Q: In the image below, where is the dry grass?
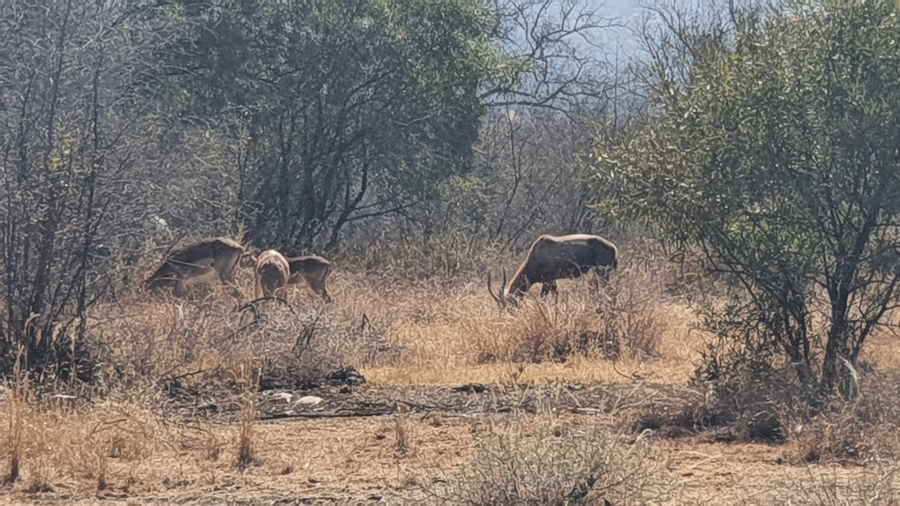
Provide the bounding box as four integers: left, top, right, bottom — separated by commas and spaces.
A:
338, 261, 696, 386
0, 253, 699, 503
430, 414, 669, 505
4, 248, 900, 503
392, 407, 415, 456
774, 463, 900, 504
4, 398, 896, 504
0, 384, 174, 496
84, 257, 701, 392
3, 353, 27, 486
781, 370, 900, 465
234, 348, 259, 470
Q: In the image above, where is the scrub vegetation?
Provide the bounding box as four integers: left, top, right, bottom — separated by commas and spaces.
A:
2, 0, 900, 503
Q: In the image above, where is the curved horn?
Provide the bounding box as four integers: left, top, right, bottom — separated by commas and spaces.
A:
487, 271, 502, 305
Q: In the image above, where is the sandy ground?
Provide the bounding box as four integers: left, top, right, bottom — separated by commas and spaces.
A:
2, 381, 897, 505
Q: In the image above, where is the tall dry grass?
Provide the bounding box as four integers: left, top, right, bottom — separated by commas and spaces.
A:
469, 264, 669, 366
3, 351, 27, 485
780, 370, 900, 465
78, 249, 696, 392
0, 380, 177, 495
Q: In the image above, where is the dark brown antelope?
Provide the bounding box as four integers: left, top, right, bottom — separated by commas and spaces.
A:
487, 234, 618, 306
286, 255, 334, 303
143, 237, 246, 298
254, 249, 291, 298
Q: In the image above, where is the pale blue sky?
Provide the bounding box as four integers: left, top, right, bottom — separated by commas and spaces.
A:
591, 0, 703, 59
602, 0, 648, 19
596, 0, 657, 59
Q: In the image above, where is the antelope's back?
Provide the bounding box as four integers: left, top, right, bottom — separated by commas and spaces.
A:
287, 255, 332, 275
537, 234, 617, 268
165, 237, 231, 261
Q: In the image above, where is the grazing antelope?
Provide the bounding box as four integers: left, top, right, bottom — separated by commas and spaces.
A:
255, 249, 290, 298
286, 255, 334, 303
487, 234, 618, 306
143, 237, 246, 298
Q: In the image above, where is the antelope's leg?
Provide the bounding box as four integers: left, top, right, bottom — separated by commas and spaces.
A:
540, 281, 558, 298
219, 258, 245, 300
174, 280, 188, 298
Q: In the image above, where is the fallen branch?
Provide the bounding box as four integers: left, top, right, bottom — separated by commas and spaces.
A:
237, 296, 296, 315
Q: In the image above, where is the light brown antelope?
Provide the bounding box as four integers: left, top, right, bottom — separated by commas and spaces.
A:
286, 255, 334, 303
143, 237, 245, 298
487, 234, 618, 306
254, 249, 290, 298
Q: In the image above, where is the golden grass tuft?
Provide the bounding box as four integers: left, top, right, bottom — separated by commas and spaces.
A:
236, 384, 258, 470
470, 264, 669, 365
235, 342, 260, 470
329, 259, 698, 386
781, 370, 900, 465
430, 413, 670, 505
392, 407, 414, 456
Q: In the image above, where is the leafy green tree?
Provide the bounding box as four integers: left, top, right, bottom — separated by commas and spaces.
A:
164, 0, 523, 252
596, 0, 900, 401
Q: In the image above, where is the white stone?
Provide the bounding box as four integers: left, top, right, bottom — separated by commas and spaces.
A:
295, 395, 324, 406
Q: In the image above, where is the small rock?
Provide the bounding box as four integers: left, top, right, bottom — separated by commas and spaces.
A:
295, 395, 324, 406
269, 392, 293, 403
